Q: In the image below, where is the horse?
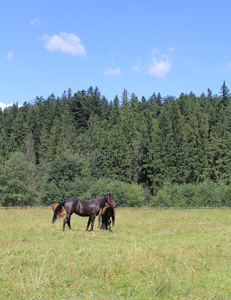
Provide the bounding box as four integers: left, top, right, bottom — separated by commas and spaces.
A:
52, 194, 116, 232
98, 203, 116, 232
52, 203, 65, 218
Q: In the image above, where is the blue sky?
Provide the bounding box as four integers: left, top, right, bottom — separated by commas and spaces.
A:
1, 0, 231, 108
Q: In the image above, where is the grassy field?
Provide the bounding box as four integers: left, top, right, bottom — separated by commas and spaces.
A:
0, 207, 231, 299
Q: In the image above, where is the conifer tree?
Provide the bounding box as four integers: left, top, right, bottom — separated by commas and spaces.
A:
68, 90, 89, 132
184, 94, 208, 183
45, 116, 62, 161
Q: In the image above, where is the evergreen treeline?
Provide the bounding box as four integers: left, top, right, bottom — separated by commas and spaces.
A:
1, 83, 231, 207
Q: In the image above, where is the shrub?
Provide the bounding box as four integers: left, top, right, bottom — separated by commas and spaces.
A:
150, 181, 231, 208
0, 152, 37, 206
150, 189, 172, 207
81, 178, 146, 207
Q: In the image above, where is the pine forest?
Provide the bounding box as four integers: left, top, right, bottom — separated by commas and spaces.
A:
1, 82, 231, 207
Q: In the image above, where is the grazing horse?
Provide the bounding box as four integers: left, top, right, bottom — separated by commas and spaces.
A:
52, 203, 65, 218
52, 194, 115, 232
98, 203, 116, 232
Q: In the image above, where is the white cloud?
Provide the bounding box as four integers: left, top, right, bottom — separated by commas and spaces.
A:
151, 48, 159, 56
132, 49, 173, 78
104, 67, 121, 76
42, 32, 86, 56
0, 102, 22, 110
168, 46, 175, 52
131, 59, 142, 72
148, 55, 172, 78
30, 17, 42, 27
7, 51, 14, 60
132, 65, 141, 72
0, 102, 14, 110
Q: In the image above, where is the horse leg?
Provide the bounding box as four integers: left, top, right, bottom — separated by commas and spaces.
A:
107, 219, 112, 231
103, 218, 106, 230
90, 215, 96, 232
67, 218, 73, 231
112, 215, 115, 232
63, 214, 72, 231
62, 216, 68, 231
97, 213, 101, 230
108, 219, 112, 231
104, 219, 107, 230
86, 216, 91, 231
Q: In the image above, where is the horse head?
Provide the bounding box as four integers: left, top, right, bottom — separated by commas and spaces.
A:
107, 193, 116, 208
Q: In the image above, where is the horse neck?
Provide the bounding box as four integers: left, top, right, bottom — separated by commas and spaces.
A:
98, 195, 107, 208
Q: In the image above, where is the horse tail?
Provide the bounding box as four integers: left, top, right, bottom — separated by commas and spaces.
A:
52, 200, 66, 223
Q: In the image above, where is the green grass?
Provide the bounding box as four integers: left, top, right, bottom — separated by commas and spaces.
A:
0, 207, 231, 299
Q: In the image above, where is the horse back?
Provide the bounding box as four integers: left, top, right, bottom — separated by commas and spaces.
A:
65, 198, 100, 216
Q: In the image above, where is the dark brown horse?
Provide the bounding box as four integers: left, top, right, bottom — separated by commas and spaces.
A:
52, 194, 115, 232
52, 203, 65, 218
98, 203, 116, 232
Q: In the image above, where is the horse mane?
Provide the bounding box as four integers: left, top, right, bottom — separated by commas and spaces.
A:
52, 200, 65, 223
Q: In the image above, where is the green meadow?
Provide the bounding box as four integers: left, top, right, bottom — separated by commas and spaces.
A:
0, 207, 230, 299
